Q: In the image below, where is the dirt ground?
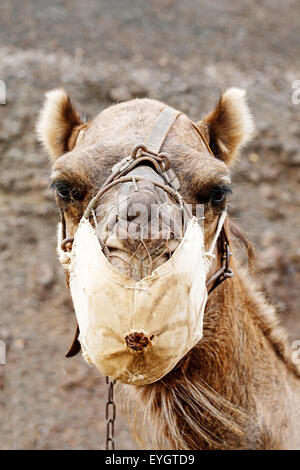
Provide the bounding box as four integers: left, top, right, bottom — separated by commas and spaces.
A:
0, 0, 299, 450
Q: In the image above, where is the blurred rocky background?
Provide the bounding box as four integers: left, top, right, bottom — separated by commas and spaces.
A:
0, 0, 299, 449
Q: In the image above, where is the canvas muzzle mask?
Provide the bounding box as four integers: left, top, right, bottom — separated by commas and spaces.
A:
58, 107, 232, 385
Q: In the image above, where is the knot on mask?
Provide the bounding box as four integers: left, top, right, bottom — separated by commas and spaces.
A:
58, 251, 72, 268
204, 252, 215, 261
57, 223, 73, 269
125, 331, 153, 354
81, 349, 94, 365
78, 335, 94, 365
204, 251, 215, 269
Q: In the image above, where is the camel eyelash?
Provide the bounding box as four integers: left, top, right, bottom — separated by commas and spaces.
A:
197, 184, 232, 205
210, 184, 232, 204
50, 180, 86, 201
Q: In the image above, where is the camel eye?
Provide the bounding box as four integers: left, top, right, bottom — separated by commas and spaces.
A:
210, 184, 232, 206
70, 187, 85, 201
51, 181, 85, 202
56, 182, 71, 199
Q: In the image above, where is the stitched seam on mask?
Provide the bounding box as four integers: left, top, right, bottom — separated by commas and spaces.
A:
143, 269, 173, 283
102, 275, 152, 294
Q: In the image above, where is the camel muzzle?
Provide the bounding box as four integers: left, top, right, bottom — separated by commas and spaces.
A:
97, 163, 184, 281
58, 214, 214, 384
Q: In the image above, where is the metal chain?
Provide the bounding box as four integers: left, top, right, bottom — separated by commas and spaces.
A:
105, 376, 116, 450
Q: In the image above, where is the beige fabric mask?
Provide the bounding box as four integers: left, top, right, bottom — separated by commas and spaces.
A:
58, 214, 221, 385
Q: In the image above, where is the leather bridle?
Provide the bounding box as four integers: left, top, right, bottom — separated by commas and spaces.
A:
60, 106, 234, 358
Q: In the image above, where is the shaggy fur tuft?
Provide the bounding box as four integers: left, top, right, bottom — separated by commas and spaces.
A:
202, 87, 255, 165
122, 371, 248, 450
36, 88, 82, 160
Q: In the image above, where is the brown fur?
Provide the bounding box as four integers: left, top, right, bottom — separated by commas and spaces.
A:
202, 87, 254, 165
124, 260, 300, 449
36, 88, 83, 159
37, 89, 300, 449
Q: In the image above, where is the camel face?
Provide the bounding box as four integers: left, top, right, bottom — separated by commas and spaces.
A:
37, 88, 254, 281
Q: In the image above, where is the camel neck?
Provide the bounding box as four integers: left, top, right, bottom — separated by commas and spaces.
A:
128, 255, 300, 449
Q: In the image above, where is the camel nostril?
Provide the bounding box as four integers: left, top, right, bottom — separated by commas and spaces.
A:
125, 332, 151, 353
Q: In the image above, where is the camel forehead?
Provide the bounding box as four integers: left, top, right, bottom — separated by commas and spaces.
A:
99, 98, 165, 121
83, 98, 170, 145
72, 97, 219, 167
52, 97, 229, 186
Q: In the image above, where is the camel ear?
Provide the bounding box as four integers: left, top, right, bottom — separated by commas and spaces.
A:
200, 88, 254, 165
36, 89, 83, 160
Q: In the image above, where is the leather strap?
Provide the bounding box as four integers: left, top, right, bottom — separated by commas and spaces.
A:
144, 107, 213, 157
145, 107, 181, 153
65, 323, 81, 357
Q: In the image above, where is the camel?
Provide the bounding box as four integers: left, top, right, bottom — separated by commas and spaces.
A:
36, 87, 300, 449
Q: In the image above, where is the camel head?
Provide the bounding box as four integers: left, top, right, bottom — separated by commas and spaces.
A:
36, 88, 254, 383
37, 88, 253, 278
